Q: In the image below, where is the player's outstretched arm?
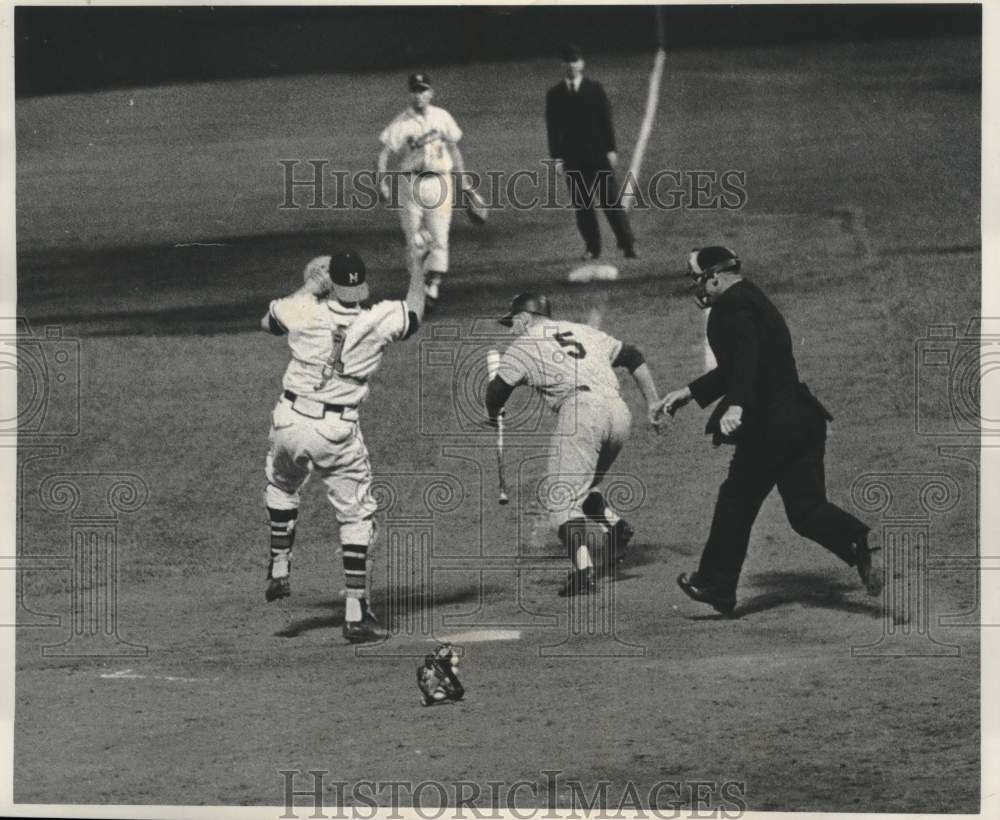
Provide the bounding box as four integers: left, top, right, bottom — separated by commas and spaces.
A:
651, 387, 692, 421
612, 343, 662, 430
631, 363, 663, 430
376, 146, 392, 202
404, 259, 427, 324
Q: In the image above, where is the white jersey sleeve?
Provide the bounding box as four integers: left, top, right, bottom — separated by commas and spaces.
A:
582, 324, 624, 364
497, 341, 532, 387
366, 299, 412, 345
269, 291, 318, 333
439, 109, 462, 143
379, 114, 403, 153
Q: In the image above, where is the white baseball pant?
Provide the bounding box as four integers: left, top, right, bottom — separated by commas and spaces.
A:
264, 398, 377, 547
541, 391, 633, 528
399, 172, 453, 276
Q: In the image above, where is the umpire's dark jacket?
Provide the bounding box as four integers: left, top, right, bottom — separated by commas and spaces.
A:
545, 78, 616, 168
688, 279, 831, 449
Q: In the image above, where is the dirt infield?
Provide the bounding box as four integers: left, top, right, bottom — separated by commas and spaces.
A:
14, 37, 980, 811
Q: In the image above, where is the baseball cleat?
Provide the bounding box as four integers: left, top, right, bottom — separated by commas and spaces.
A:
854, 530, 883, 597
608, 519, 635, 565
558, 567, 597, 597
424, 273, 441, 307
265, 576, 290, 603
676, 572, 736, 615
623, 246, 638, 260
265, 555, 291, 602
581, 249, 601, 261
343, 600, 388, 644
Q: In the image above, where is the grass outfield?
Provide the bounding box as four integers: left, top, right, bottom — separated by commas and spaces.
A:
14, 38, 980, 809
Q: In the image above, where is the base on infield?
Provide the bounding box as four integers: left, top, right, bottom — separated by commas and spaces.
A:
567, 263, 620, 283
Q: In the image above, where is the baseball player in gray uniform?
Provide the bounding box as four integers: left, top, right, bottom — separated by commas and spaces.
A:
377, 72, 465, 310
484, 293, 662, 595
260, 249, 425, 643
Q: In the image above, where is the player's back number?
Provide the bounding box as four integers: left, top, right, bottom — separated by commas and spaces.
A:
554, 331, 586, 360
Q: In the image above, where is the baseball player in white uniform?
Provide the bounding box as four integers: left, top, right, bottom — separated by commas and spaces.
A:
377, 72, 464, 309
485, 293, 663, 595
260, 249, 426, 643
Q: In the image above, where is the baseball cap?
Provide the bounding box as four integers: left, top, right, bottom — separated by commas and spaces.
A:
561, 44, 583, 63
408, 72, 432, 92
328, 249, 369, 303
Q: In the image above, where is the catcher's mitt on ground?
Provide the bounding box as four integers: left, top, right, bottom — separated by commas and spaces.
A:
463, 187, 489, 226
417, 643, 465, 706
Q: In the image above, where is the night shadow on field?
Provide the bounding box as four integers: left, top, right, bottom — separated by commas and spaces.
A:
274, 584, 498, 638
733, 570, 882, 618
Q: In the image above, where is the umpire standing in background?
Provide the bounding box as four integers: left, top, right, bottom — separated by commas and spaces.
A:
653, 246, 880, 615
545, 44, 636, 261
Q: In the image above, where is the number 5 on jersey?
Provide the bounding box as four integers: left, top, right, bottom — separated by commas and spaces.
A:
554, 331, 586, 359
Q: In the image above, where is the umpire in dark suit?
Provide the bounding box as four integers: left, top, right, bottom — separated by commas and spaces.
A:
545, 45, 636, 260
654, 246, 880, 615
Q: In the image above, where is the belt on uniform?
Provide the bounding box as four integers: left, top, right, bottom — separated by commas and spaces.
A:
283, 390, 352, 414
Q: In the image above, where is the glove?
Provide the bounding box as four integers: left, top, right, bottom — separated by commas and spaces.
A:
463, 187, 488, 226
417, 643, 465, 706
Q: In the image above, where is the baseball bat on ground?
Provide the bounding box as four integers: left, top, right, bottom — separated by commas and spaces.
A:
486, 349, 509, 505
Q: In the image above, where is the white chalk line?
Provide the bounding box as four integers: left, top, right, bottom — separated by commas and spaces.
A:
100, 668, 214, 683
622, 48, 666, 213
432, 629, 521, 643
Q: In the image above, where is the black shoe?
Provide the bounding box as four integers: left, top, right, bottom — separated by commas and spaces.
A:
424, 273, 441, 310
676, 572, 736, 615
623, 246, 638, 259
854, 531, 883, 597
558, 567, 597, 597
343, 600, 389, 644
608, 519, 635, 565
265, 576, 290, 602
581, 249, 601, 261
